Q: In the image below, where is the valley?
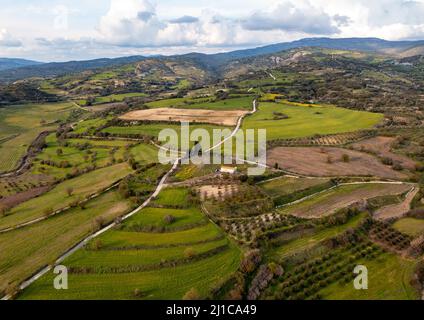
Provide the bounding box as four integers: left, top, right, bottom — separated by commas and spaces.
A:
1, 38, 424, 301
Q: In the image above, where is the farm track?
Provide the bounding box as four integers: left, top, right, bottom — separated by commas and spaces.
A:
374, 187, 420, 221
2, 97, 420, 300
0, 98, 258, 300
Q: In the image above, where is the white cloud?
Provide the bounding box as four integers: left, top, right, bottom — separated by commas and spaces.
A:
242, 1, 344, 34
362, 0, 424, 26
0, 28, 22, 47
3, 0, 424, 61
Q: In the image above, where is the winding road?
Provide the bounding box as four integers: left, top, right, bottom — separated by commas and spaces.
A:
0, 98, 258, 300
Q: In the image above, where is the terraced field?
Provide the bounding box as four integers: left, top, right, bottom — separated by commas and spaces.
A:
0, 102, 77, 173
267, 212, 368, 260
0, 163, 133, 230
19, 187, 241, 300
0, 190, 133, 294
278, 183, 412, 219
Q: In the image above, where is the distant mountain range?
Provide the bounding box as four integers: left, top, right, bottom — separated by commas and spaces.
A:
1, 37, 424, 83
0, 58, 43, 71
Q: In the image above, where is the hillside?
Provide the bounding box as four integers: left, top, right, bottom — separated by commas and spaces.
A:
2, 38, 424, 83
0, 58, 42, 71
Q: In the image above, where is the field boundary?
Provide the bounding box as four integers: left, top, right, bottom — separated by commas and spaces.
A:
1, 99, 258, 301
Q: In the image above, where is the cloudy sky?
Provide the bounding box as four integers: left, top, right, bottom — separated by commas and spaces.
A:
1, 0, 424, 61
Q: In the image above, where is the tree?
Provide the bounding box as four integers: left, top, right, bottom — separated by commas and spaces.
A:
0, 204, 9, 217
164, 215, 175, 224
56, 148, 63, 156
66, 187, 74, 197
341, 154, 350, 163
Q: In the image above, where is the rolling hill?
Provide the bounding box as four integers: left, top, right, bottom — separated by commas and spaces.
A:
2, 38, 424, 83
0, 58, 42, 71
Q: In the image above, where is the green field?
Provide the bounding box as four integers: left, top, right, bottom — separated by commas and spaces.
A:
72, 117, 112, 135
0, 163, 132, 230
32, 134, 129, 178
260, 177, 328, 198
0, 102, 77, 173
393, 218, 424, 237
268, 212, 368, 260
172, 164, 220, 182
146, 96, 253, 111
19, 187, 241, 300
103, 123, 231, 151
31, 134, 157, 179
320, 253, 419, 300
0, 190, 133, 294
94, 92, 147, 104
19, 246, 240, 300
122, 207, 207, 232
152, 187, 190, 207
242, 102, 383, 141
277, 183, 407, 218
130, 143, 158, 164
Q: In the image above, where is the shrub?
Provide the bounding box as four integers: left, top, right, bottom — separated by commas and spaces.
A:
381, 157, 393, 166
0, 204, 9, 217
341, 154, 350, 163
92, 239, 103, 250
164, 215, 176, 225
392, 163, 403, 171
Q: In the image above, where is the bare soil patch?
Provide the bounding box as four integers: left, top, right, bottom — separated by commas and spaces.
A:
268, 147, 407, 180
351, 136, 416, 170
0, 186, 51, 210
119, 108, 248, 126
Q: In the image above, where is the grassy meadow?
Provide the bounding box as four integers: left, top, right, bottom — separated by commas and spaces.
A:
242, 101, 383, 141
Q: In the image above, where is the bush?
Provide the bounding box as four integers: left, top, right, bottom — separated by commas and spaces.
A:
164, 215, 176, 225
381, 157, 393, 166
392, 163, 403, 171
341, 154, 350, 163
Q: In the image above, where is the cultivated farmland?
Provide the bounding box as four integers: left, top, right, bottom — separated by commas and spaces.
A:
119, 108, 248, 126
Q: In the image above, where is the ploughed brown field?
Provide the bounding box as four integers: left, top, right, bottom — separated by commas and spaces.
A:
119, 108, 248, 126
267, 147, 407, 179
351, 136, 417, 170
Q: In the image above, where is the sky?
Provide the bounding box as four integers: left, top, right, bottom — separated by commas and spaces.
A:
1, 0, 424, 62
